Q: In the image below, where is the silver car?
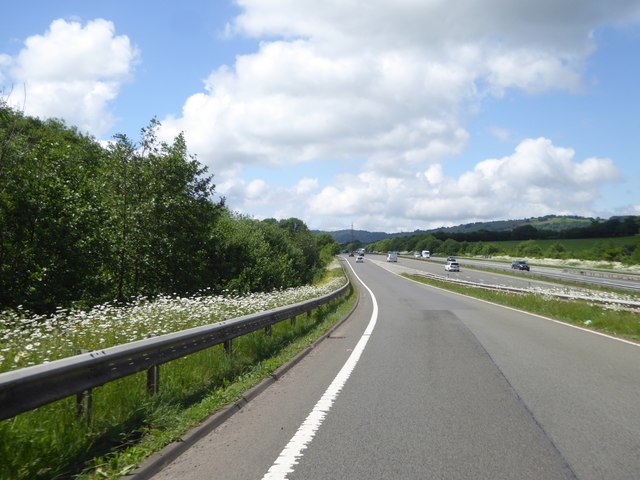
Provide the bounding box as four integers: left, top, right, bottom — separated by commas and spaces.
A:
445, 261, 460, 272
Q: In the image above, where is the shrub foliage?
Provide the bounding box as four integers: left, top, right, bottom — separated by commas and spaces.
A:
0, 103, 337, 313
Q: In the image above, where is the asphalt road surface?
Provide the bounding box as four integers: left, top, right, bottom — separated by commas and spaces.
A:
148, 256, 640, 480
398, 254, 640, 292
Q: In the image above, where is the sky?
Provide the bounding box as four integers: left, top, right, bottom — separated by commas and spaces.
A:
1, 1, 639, 233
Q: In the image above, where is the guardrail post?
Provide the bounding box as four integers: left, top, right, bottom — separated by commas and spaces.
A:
264, 325, 272, 336
146, 334, 160, 396
76, 349, 92, 422
290, 315, 297, 327
224, 339, 232, 355
147, 364, 160, 396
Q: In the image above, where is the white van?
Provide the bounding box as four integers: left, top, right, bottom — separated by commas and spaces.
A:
387, 251, 398, 262
421, 250, 430, 259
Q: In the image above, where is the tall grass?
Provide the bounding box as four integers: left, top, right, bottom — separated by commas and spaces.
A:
0, 266, 355, 480
0, 274, 346, 373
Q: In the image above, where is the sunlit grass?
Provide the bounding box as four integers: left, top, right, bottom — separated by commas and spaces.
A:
0, 262, 355, 480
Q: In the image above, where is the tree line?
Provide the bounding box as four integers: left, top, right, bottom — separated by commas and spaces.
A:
437, 217, 640, 242
0, 103, 339, 314
362, 218, 640, 264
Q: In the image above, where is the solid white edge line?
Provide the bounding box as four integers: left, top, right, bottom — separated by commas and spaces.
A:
261, 260, 379, 480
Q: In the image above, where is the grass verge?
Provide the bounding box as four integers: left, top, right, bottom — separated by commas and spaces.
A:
0, 269, 357, 480
403, 273, 640, 342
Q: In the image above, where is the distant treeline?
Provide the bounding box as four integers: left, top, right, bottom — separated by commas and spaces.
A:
362, 217, 640, 264
0, 103, 339, 314
431, 217, 640, 243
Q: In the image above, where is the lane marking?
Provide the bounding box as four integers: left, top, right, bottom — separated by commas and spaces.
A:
372, 257, 640, 348
262, 261, 378, 479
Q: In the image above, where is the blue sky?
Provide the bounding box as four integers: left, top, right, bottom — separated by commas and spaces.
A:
2, 1, 639, 232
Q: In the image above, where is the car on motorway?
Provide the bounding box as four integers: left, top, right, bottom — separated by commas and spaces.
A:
387, 251, 398, 262
446, 256, 456, 262
414, 251, 422, 258
511, 260, 530, 271
356, 254, 364, 263
445, 261, 460, 272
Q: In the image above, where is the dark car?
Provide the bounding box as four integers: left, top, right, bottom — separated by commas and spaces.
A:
511, 260, 530, 271
446, 256, 456, 262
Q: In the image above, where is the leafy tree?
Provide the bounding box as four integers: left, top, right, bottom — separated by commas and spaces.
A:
589, 240, 623, 262
370, 238, 392, 252
616, 216, 640, 236
511, 225, 539, 240
134, 122, 222, 296
210, 213, 277, 293
0, 104, 355, 312
441, 238, 460, 256
482, 243, 501, 256
516, 240, 544, 258
101, 121, 223, 301
0, 106, 108, 311
414, 235, 440, 254
313, 232, 340, 264
275, 217, 320, 283
207, 213, 322, 294
545, 242, 569, 259
468, 242, 500, 257
628, 235, 640, 264
102, 133, 140, 301
342, 239, 365, 253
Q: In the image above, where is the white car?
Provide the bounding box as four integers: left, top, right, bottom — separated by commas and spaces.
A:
356, 255, 364, 263
445, 261, 460, 272
386, 251, 398, 262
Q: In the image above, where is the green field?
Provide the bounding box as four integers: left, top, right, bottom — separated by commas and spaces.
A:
492, 236, 633, 251
482, 236, 638, 262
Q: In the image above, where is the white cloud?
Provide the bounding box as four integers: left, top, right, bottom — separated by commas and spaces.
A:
301, 137, 620, 231
161, 1, 637, 168
294, 177, 320, 195
219, 175, 322, 221
3, 2, 635, 232
245, 179, 270, 203
1, 18, 139, 135
170, 0, 635, 231
160, 37, 473, 177
485, 48, 584, 95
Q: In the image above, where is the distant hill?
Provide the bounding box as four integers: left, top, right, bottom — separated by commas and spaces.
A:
315, 215, 598, 244
429, 215, 594, 234
313, 229, 396, 244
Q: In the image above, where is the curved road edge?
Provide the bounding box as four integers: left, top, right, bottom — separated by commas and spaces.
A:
125, 262, 361, 480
